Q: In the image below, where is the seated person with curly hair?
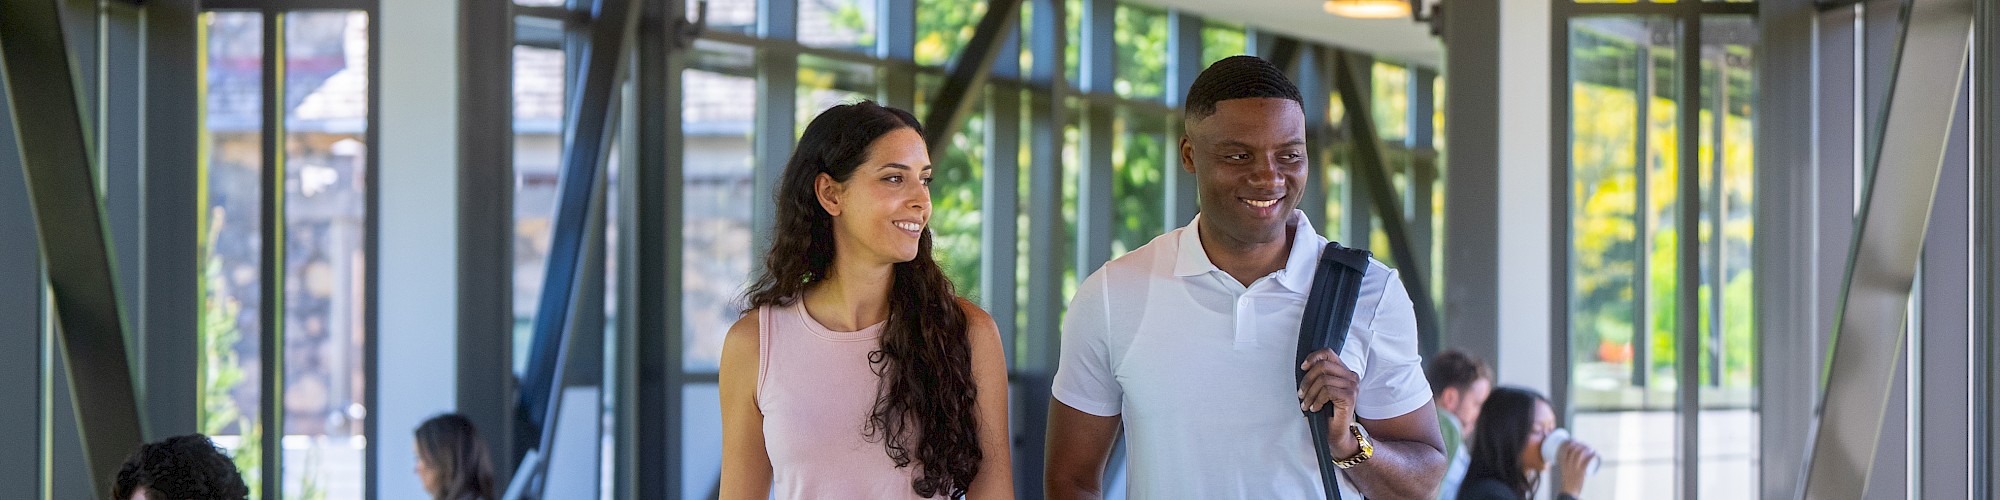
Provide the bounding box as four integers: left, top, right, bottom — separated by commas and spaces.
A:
114, 434, 249, 500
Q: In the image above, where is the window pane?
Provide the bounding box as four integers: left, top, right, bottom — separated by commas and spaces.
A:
1112, 109, 1166, 257
279, 10, 370, 498
199, 11, 266, 494
682, 41, 757, 373
799, 0, 875, 51
1201, 23, 1246, 67
514, 0, 563, 6
1568, 16, 1680, 500
1112, 5, 1167, 100
1698, 15, 1757, 500
513, 44, 565, 374
797, 54, 877, 135
915, 0, 986, 67
928, 97, 986, 297
1372, 62, 1409, 142
706, 0, 757, 33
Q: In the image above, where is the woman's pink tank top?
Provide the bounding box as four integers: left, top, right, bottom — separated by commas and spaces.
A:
757, 302, 930, 499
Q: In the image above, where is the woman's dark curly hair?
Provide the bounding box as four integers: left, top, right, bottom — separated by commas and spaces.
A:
113, 434, 249, 500
741, 100, 981, 498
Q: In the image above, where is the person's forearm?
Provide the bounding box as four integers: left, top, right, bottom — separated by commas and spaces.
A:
1339, 438, 1446, 499
1045, 476, 1105, 500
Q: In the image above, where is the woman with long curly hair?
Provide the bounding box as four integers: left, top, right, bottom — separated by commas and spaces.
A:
719, 100, 1014, 499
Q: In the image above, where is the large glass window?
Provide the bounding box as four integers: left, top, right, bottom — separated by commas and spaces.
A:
279, 10, 371, 497
1112, 5, 1167, 100
199, 11, 266, 492
798, 0, 875, 51
1564, 12, 1756, 500
199, 8, 375, 498
512, 44, 566, 373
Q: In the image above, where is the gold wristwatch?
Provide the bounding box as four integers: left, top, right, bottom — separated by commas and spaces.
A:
1331, 423, 1374, 469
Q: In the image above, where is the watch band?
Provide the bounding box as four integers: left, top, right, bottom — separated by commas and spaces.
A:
1331, 423, 1373, 469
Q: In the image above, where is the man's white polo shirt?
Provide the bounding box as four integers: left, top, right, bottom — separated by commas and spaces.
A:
1052, 211, 1432, 499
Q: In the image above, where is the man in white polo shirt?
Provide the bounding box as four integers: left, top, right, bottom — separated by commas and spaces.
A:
1045, 55, 1446, 499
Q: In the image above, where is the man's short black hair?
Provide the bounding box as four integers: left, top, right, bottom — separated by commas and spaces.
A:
1182, 55, 1304, 123
115, 434, 249, 500
1427, 349, 1492, 397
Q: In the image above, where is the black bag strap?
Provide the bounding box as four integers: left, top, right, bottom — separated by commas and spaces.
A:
1294, 241, 1372, 500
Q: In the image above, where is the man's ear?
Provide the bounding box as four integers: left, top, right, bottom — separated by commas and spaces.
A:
1179, 131, 1196, 174
1438, 386, 1460, 410
814, 172, 843, 216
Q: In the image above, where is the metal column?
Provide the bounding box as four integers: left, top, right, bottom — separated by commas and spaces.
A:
0, 0, 148, 495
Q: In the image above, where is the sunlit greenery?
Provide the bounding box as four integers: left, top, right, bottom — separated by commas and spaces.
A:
914, 0, 985, 67
1568, 23, 1755, 408
1112, 111, 1167, 257
1112, 5, 1167, 99
1201, 24, 1246, 67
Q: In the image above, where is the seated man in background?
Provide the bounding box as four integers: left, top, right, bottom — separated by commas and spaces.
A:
115, 434, 249, 500
1427, 349, 1493, 500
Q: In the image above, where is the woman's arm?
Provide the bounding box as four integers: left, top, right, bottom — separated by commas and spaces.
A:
718, 314, 773, 500
960, 300, 1018, 499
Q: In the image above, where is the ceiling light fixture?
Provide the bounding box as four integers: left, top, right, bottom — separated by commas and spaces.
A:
1322, 0, 1411, 19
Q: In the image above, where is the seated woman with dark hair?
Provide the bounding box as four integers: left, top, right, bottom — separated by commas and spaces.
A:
414, 413, 497, 500
115, 434, 249, 500
1458, 387, 1599, 500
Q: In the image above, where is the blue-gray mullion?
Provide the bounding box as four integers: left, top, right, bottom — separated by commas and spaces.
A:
1633, 40, 1653, 390
1297, 49, 1330, 234
1075, 0, 1113, 277
0, 73, 44, 500
1674, 13, 1701, 497
985, 83, 1022, 365
1977, 1, 2000, 495
1803, 0, 1974, 496
1163, 11, 1200, 228
1018, 0, 1068, 493
627, 1, 685, 497
258, 11, 287, 500
0, 0, 148, 495
1752, 1, 1833, 496
458, 0, 518, 480
1438, 0, 1501, 369
142, 0, 203, 446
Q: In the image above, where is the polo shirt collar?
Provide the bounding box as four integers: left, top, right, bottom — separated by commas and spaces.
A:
1173, 210, 1328, 295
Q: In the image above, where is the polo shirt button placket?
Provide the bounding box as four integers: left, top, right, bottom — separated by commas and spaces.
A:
1234, 294, 1255, 346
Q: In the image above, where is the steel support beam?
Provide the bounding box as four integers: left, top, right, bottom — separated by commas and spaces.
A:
0, 0, 147, 495
1438, 0, 1499, 365
256, 13, 287, 500
1755, 2, 1823, 496
0, 71, 44, 500
1328, 50, 1442, 357
512, 0, 640, 496
141, 0, 202, 446
459, 0, 519, 481
625, 0, 686, 497
921, 0, 1024, 155
1673, 15, 1702, 499
1801, 0, 1973, 497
